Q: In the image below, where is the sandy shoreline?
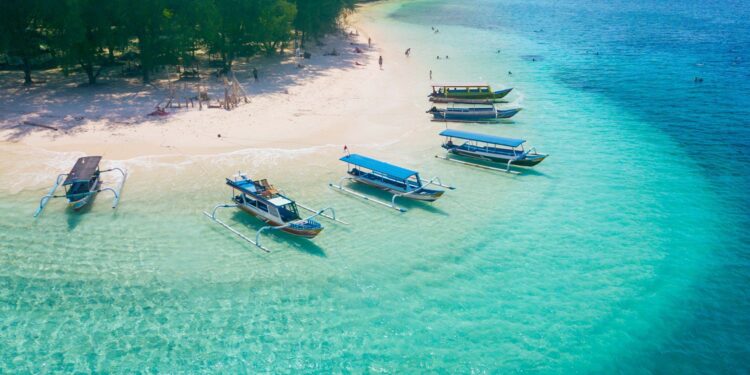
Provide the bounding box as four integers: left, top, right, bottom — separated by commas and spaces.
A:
0, 3, 428, 161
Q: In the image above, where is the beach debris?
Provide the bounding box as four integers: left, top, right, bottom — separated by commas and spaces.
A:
148, 106, 169, 116
20, 121, 58, 131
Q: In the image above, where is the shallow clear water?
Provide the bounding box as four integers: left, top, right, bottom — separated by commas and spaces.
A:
1, 0, 749, 372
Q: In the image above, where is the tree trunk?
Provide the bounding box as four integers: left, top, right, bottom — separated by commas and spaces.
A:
83, 62, 96, 85
138, 37, 151, 83
22, 58, 32, 85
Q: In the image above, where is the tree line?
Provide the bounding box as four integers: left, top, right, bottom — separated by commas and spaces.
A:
0, 0, 355, 85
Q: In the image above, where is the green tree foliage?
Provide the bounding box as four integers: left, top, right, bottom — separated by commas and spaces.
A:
57, 0, 126, 85
0, 0, 352, 85
294, 0, 354, 44
256, 0, 296, 56
0, 0, 56, 85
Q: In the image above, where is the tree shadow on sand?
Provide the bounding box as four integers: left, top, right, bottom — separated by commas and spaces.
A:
0, 34, 367, 142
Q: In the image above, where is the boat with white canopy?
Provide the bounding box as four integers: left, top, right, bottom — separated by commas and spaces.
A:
204, 173, 346, 252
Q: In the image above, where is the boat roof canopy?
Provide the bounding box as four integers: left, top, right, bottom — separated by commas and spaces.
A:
432, 83, 490, 88
63, 156, 102, 185
226, 178, 257, 195
267, 196, 293, 207
340, 154, 418, 180
440, 129, 525, 148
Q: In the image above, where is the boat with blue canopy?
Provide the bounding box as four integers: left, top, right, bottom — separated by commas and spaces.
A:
329, 153, 454, 212
436, 129, 548, 173
427, 105, 521, 122
34, 156, 127, 217
204, 172, 346, 252
429, 83, 512, 103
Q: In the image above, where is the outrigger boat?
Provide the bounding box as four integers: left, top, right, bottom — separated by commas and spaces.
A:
329, 153, 454, 212
429, 83, 512, 103
436, 129, 547, 173
427, 105, 522, 122
204, 173, 346, 252
34, 156, 127, 217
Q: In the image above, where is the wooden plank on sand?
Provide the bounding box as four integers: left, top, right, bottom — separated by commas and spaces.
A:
22, 121, 58, 131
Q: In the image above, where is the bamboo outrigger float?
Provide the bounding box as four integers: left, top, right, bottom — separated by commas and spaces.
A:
436, 129, 548, 173
34, 156, 127, 217
429, 83, 513, 103
329, 153, 454, 212
204, 172, 346, 252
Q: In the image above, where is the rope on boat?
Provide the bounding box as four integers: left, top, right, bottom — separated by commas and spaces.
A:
329, 176, 407, 212
434, 155, 520, 174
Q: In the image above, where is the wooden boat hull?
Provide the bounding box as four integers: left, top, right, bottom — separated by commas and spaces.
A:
67, 179, 100, 210
430, 107, 521, 121
237, 203, 323, 239
446, 147, 547, 167
350, 174, 444, 202
430, 88, 513, 100
429, 97, 507, 104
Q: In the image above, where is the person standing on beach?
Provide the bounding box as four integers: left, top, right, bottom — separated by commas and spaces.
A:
368, 37, 372, 48
379, 56, 383, 70
252, 67, 258, 81
429, 70, 432, 80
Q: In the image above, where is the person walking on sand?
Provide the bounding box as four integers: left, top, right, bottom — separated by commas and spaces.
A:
405, 48, 411, 57
368, 37, 372, 47
252, 67, 258, 81
429, 70, 432, 80
379, 56, 383, 70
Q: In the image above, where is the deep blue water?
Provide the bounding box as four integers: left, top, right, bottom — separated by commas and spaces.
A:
394, 0, 750, 371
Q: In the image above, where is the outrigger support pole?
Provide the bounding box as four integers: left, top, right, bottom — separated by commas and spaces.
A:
204, 204, 336, 252
101, 167, 128, 209
434, 155, 520, 174
424, 176, 456, 190
203, 204, 271, 252
329, 176, 407, 213
33, 173, 68, 217
390, 176, 454, 207
297, 204, 349, 225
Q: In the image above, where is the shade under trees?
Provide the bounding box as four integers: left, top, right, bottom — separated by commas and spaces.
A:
0, 0, 354, 84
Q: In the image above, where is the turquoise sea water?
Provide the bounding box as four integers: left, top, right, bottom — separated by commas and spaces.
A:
1, 0, 749, 372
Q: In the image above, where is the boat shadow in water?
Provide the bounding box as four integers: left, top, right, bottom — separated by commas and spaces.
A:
228, 211, 327, 257
65, 199, 96, 231
444, 155, 552, 179
344, 181, 450, 216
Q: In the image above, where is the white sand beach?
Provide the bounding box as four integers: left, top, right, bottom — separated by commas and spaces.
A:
0, 5, 428, 161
